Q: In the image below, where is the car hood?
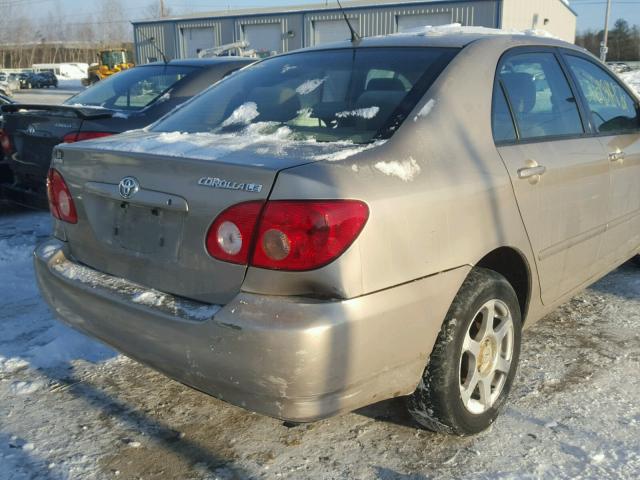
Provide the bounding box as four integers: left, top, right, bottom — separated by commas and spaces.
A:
69, 127, 388, 170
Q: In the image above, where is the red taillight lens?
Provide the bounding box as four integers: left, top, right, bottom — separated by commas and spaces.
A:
46, 168, 78, 224
0, 130, 12, 155
205, 201, 264, 264
251, 200, 369, 271
62, 131, 114, 143
205, 200, 369, 270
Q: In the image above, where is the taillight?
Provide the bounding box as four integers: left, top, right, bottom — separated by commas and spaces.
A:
252, 200, 369, 271
46, 168, 78, 224
62, 131, 114, 143
205, 201, 264, 264
0, 130, 11, 155
205, 199, 369, 271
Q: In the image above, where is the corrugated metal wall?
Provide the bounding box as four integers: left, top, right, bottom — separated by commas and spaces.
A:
133, 1, 502, 63
175, 19, 224, 58
134, 22, 177, 63
500, 0, 576, 42
303, 1, 497, 45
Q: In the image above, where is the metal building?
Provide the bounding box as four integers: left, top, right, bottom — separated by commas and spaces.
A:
132, 0, 577, 64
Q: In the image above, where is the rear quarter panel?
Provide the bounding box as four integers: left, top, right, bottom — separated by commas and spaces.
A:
244, 38, 543, 321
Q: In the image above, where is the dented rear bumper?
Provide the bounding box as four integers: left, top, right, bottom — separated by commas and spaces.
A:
34, 238, 468, 422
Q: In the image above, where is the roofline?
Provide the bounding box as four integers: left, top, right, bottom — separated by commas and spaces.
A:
139, 57, 254, 67
132, 0, 500, 25
558, 0, 578, 17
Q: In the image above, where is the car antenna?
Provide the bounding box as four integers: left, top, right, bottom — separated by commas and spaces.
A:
136, 28, 169, 64
336, 0, 360, 42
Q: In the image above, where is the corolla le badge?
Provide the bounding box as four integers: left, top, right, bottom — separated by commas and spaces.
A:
118, 176, 140, 199
198, 177, 263, 193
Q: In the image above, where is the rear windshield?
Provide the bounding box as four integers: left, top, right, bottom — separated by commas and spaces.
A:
152, 47, 458, 144
65, 65, 198, 111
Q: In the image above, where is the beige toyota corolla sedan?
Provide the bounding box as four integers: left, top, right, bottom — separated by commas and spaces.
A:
34, 31, 640, 435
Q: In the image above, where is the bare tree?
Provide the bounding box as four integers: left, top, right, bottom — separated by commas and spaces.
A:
97, 0, 130, 45
143, 0, 172, 20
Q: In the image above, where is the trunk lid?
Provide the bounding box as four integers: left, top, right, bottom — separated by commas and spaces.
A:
1, 105, 115, 184
55, 129, 365, 304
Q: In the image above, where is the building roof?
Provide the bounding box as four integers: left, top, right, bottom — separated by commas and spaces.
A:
286, 26, 579, 52
132, 0, 499, 25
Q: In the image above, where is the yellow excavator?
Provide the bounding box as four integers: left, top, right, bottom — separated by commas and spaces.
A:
83, 49, 135, 86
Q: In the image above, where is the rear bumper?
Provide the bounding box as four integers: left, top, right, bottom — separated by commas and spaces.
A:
34, 238, 469, 422
1, 183, 48, 209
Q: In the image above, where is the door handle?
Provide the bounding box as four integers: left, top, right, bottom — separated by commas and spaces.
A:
517, 165, 547, 179
609, 150, 625, 162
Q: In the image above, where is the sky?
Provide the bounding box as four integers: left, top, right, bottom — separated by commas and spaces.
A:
27, 0, 640, 33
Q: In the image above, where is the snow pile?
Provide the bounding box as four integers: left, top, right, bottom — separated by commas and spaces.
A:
313, 140, 387, 161
83, 122, 387, 164
10, 381, 46, 396
0, 211, 115, 374
52, 258, 222, 321
374, 156, 421, 181
0, 357, 29, 375
414, 99, 436, 121
393, 23, 559, 40
336, 106, 380, 119
222, 102, 259, 127
620, 69, 640, 98
296, 77, 327, 95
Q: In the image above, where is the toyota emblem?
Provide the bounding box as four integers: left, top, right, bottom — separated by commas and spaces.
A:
118, 177, 139, 199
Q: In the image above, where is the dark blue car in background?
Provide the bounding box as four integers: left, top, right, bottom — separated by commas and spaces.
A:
0, 57, 253, 208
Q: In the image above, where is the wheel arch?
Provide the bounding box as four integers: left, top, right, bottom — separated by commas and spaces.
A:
474, 246, 532, 323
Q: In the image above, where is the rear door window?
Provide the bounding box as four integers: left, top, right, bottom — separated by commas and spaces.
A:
498, 52, 584, 140
564, 55, 639, 134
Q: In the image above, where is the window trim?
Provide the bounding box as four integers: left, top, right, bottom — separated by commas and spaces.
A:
493, 79, 519, 142
492, 46, 592, 147
558, 48, 640, 137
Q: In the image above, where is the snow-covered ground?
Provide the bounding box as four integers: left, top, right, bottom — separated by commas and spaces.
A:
620, 70, 640, 99
0, 206, 638, 479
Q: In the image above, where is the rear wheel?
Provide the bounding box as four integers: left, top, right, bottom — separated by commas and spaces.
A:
407, 268, 522, 435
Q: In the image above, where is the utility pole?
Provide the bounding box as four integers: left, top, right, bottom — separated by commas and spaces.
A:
160, 0, 166, 18
600, 0, 612, 62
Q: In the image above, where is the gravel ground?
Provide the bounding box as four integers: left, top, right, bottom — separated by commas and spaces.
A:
0, 207, 639, 480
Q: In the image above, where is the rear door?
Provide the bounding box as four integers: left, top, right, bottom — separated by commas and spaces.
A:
562, 52, 640, 264
494, 48, 610, 304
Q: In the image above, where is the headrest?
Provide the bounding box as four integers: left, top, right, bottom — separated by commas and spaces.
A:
500, 72, 536, 114
247, 87, 300, 123
366, 78, 406, 92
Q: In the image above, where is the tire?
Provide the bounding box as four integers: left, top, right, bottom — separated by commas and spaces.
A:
407, 268, 522, 436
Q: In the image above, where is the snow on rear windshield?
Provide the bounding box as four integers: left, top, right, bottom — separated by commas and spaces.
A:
152, 47, 459, 144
